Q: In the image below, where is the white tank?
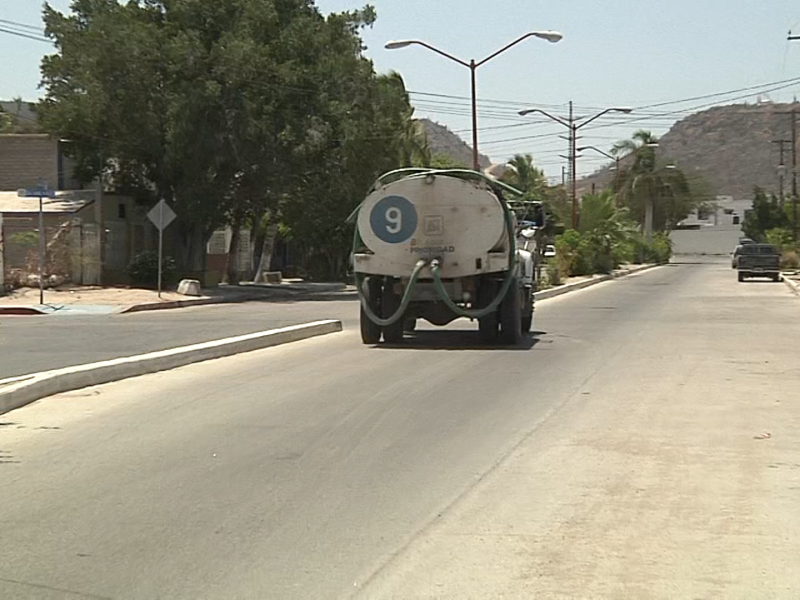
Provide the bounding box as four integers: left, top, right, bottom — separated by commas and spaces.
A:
355, 174, 508, 279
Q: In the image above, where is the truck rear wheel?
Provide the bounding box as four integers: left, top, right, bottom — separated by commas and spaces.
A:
360, 276, 382, 344
382, 279, 405, 344
737, 273, 745, 282
500, 279, 522, 345
521, 288, 533, 334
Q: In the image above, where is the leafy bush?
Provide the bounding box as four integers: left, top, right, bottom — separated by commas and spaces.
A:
765, 227, 794, 252
780, 251, 800, 271
554, 228, 623, 277
630, 232, 672, 265
650, 232, 673, 264
545, 258, 562, 287
10, 231, 39, 247
126, 250, 176, 288
555, 230, 592, 277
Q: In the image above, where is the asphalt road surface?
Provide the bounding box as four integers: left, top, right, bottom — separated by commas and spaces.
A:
3, 259, 800, 599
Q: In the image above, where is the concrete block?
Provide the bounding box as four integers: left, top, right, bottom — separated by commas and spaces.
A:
262, 271, 282, 284
177, 278, 202, 296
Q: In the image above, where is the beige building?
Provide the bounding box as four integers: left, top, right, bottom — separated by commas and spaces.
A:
0, 134, 81, 192
0, 132, 155, 287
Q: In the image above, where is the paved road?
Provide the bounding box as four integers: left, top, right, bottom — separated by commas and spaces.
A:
3, 260, 800, 599
670, 222, 743, 256
0, 299, 357, 379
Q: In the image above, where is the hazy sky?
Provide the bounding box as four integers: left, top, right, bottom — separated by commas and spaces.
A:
2, 0, 799, 178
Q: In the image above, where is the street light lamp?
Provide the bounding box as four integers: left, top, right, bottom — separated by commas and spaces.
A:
385, 30, 563, 170
518, 104, 632, 227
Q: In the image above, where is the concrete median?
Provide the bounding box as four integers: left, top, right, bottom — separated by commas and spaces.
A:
0, 319, 342, 416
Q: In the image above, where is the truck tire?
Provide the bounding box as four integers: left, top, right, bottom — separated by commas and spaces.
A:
382, 279, 405, 344
403, 318, 417, 332
773, 274, 781, 282
737, 273, 745, 282
500, 279, 522, 345
521, 288, 533, 334
477, 277, 499, 344
360, 276, 382, 344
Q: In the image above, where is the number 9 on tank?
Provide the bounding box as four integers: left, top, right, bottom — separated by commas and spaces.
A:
369, 195, 418, 244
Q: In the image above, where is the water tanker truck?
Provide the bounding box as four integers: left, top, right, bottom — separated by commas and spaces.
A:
351, 168, 547, 345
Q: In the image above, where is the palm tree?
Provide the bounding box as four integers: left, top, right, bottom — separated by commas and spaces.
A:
501, 153, 547, 196
399, 119, 432, 167
612, 130, 692, 238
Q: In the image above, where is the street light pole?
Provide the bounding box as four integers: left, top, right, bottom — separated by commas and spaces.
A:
470, 60, 479, 170
386, 31, 563, 171
519, 104, 632, 228
577, 145, 621, 201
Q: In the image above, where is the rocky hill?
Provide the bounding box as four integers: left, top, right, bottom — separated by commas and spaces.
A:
418, 118, 491, 169
579, 101, 800, 201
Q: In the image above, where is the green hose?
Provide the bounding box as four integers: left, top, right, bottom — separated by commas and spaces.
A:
355, 260, 427, 327
351, 168, 521, 327
429, 206, 518, 319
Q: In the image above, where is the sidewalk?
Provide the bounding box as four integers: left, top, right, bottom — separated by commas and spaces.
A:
0, 281, 355, 315
0, 286, 208, 314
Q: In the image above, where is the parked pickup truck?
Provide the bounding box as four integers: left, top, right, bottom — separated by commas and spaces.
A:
736, 243, 781, 282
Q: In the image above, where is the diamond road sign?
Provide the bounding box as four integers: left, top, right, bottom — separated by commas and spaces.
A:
147, 199, 177, 231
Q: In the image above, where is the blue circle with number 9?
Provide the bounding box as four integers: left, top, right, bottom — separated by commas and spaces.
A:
369, 195, 418, 244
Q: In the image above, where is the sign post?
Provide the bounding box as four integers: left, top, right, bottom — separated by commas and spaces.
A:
17, 183, 56, 305
147, 199, 177, 298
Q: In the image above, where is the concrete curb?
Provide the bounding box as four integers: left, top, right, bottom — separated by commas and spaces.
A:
0, 319, 342, 416
0, 306, 47, 315
120, 293, 257, 314
534, 263, 660, 302
121, 289, 358, 313
781, 273, 799, 295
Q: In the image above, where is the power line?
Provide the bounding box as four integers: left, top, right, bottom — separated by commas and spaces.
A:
0, 18, 44, 32
0, 26, 51, 43
412, 75, 800, 123
578, 79, 800, 134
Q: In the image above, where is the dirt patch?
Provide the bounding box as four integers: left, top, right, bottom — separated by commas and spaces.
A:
0, 286, 207, 306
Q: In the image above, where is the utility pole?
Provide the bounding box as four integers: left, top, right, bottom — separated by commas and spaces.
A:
569, 101, 578, 229
793, 108, 798, 241
772, 138, 791, 203
518, 103, 632, 229
790, 34, 800, 238
776, 107, 799, 240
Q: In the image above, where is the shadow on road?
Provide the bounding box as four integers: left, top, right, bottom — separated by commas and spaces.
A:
374, 330, 544, 351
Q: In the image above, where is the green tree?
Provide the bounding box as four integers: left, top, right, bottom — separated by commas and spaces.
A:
39, 0, 406, 283
741, 187, 789, 242
0, 109, 10, 133
429, 152, 468, 169
278, 24, 415, 279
